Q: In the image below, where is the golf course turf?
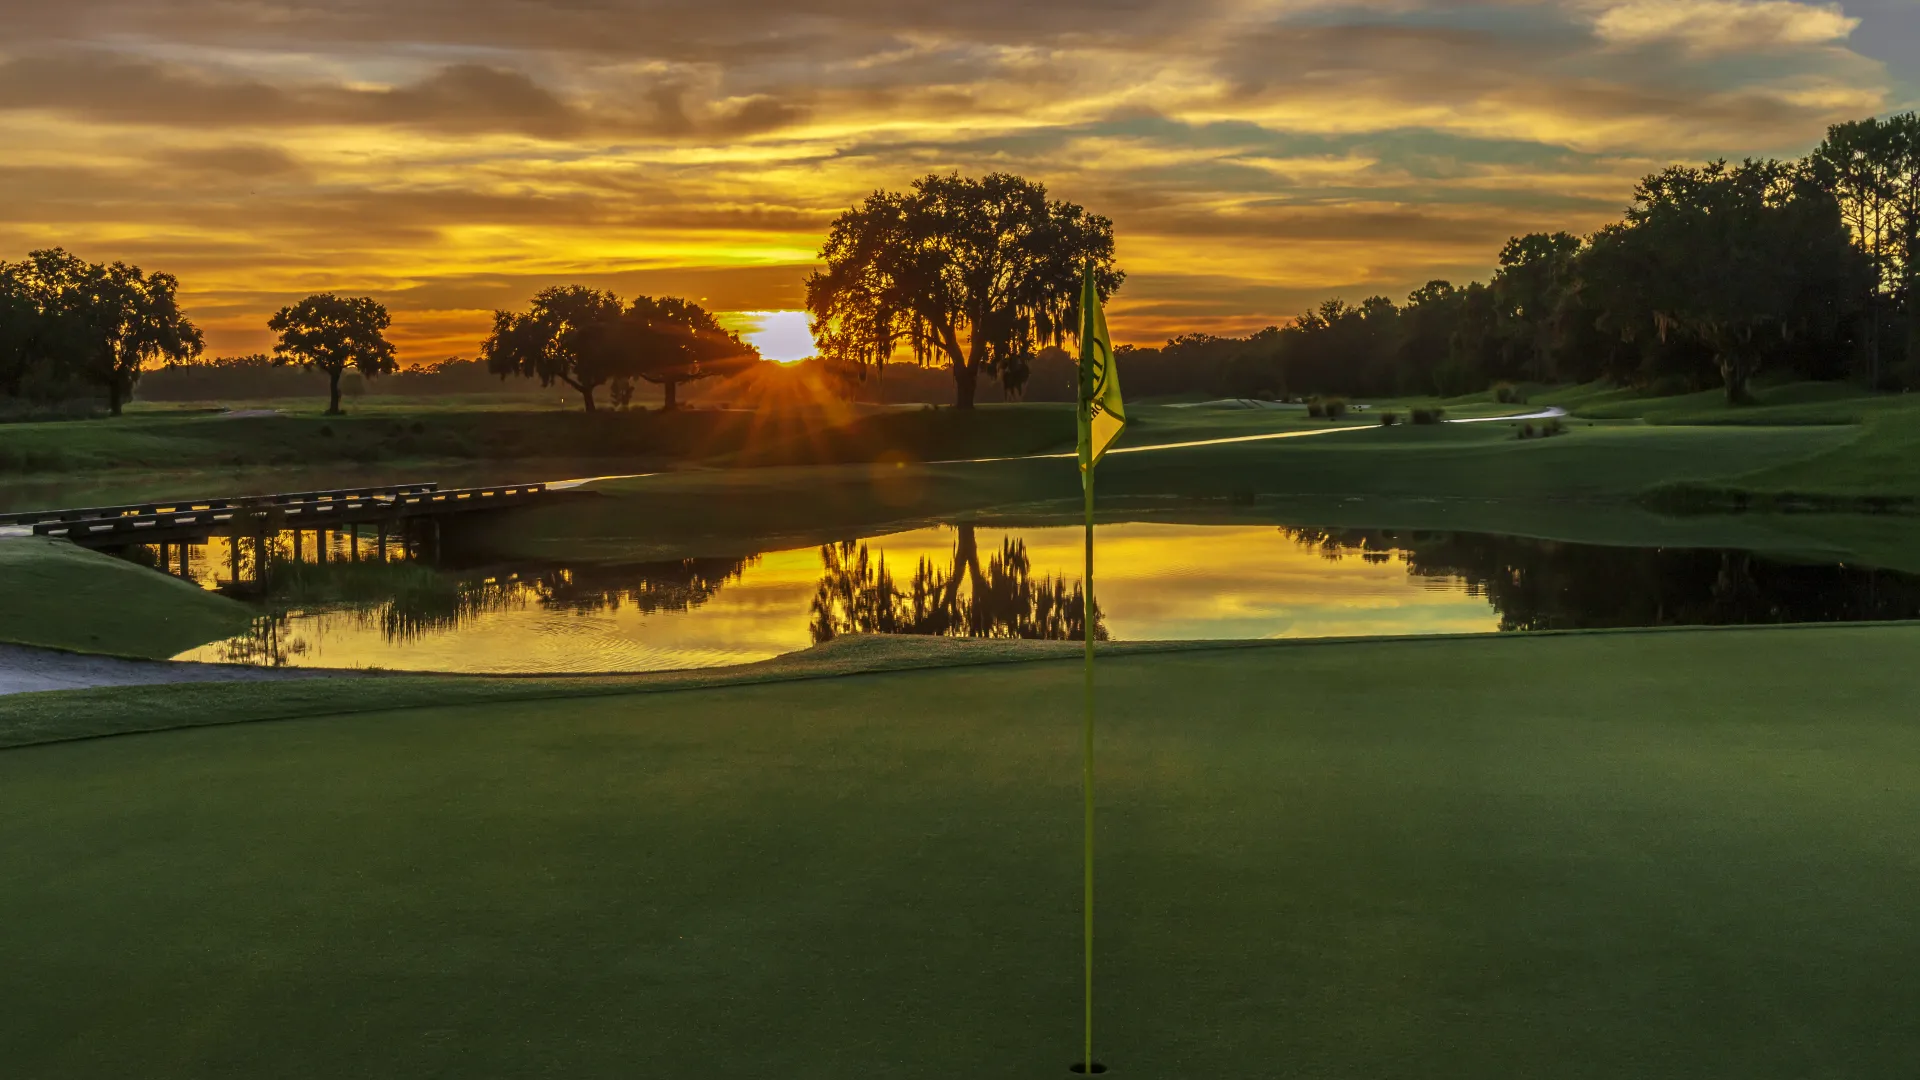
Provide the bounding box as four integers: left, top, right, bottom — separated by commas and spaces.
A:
4, 625, 1919, 1077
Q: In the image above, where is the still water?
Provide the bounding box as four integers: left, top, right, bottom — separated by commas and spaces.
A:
149, 522, 1920, 673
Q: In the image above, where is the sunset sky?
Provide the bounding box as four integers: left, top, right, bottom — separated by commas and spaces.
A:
4, 0, 1917, 363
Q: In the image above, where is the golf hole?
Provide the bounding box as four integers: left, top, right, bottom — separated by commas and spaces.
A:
1069, 1062, 1108, 1074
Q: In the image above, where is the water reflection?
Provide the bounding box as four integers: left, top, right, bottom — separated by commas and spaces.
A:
162, 521, 1920, 674
1286, 527, 1920, 630
809, 524, 1103, 643
201, 557, 758, 666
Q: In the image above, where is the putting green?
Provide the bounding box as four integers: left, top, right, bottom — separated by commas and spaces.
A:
3, 626, 1918, 1077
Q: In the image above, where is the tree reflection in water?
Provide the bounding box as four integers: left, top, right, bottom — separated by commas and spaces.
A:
810, 524, 1105, 643
212, 556, 758, 665
1283, 527, 1920, 630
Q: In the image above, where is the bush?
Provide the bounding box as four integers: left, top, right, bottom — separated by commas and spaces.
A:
1306, 399, 1326, 418
1322, 397, 1349, 420
1492, 381, 1525, 404
1519, 422, 1535, 439
1410, 406, 1446, 425
1542, 416, 1566, 437
1379, 411, 1400, 427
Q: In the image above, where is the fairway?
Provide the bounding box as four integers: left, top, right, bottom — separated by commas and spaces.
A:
3, 626, 1918, 1078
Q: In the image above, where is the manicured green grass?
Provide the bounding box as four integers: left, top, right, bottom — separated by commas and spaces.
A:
0, 537, 251, 659
2, 625, 1918, 1077
1723, 409, 1920, 501
0, 402, 1074, 479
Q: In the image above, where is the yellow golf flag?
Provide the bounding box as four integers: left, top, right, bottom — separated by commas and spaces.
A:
1077, 266, 1124, 477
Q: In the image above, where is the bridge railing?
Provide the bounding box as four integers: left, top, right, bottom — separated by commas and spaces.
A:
0, 483, 442, 528
26, 482, 547, 541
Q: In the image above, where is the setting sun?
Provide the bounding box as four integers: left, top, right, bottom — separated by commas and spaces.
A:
721, 310, 817, 363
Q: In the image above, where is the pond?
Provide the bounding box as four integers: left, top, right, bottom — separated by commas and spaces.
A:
141, 521, 1920, 673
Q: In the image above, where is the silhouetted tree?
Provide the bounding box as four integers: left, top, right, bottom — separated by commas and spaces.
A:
589, 295, 759, 409
0, 263, 38, 398
806, 173, 1122, 408
269, 294, 398, 414
1492, 232, 1582, 383
1810, 117, 1904, 386
1583, 160, 1870, 403
482, 285, 624, 411
1395, 280, 1459, 395
3, 249, 203, 414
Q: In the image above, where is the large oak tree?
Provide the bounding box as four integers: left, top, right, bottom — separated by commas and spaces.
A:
1582, 160, 1870, 404
485, 288, 753, 411
481, 286, 625, 411
591, 296, 758, 410
3, 249, 203, 414
805, 173, 1122, 408
269, 294, 399, 415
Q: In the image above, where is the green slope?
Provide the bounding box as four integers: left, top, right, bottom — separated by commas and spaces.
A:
0, 537, 252, 658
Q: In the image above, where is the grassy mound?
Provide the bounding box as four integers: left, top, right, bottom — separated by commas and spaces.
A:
2, 625, 1918, 1076
0, 537, 252, 659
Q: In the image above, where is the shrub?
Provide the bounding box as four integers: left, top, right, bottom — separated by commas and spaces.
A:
1410, 406, 1446, 425
1322, 397, 1349, 420
1379, 411, 1400, 426
1542, 417, 1566, 437
1492, 381, 1524, 405
1519, 422, 1535, 439
1306, 399, 1326, 418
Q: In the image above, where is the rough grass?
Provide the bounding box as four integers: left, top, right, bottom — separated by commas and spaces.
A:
0, 537, 252, 659
2, 625, 1918, 1077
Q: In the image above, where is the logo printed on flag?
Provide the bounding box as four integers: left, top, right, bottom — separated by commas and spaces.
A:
1077, 266, 1125, 478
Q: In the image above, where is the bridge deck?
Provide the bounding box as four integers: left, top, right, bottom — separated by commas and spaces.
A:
20, 482, 551, 547
0, 484, 443, 528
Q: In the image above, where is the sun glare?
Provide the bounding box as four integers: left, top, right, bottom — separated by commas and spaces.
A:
722, 310, 817, 363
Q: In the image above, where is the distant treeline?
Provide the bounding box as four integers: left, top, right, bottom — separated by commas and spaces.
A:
1111, 114, 1920, 404
136, 355, 529, 402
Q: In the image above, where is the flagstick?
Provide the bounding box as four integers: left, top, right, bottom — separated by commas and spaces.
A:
1082, 465, 1096, 1074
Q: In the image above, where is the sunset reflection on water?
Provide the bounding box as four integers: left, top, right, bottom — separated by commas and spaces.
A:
171, 523, 1500, 672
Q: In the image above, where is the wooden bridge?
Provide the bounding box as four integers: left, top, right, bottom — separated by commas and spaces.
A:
0, 482, 556, 580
